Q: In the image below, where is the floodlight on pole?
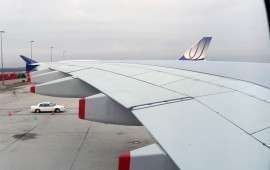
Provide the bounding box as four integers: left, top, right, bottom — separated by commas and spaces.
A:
63, 51, 66, 60
30, 41, 34, 60
0, 31, 5, 88
50, 47, 54, 62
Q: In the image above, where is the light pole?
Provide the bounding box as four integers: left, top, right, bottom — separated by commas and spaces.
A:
0, 31, 5, 88
30, 41, 34, 59
50, 47, 53, 62
63, 51, 66, 60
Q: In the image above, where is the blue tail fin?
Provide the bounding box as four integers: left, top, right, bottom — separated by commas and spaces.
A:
20, 55, 39, 72
179, 37, 212, 60
20, 55, 37, 64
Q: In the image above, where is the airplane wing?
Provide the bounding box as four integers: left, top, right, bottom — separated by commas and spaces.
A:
26, 60, 270, 170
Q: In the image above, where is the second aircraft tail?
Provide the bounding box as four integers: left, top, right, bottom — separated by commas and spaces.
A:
179, 37, 212, 60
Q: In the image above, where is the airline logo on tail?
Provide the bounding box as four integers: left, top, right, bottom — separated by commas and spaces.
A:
179, 37, 212, 60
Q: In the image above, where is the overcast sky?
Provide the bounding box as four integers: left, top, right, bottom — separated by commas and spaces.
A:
0, 0, 269, 67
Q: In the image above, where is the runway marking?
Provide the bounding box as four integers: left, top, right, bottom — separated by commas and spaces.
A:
70, 122, 92, 170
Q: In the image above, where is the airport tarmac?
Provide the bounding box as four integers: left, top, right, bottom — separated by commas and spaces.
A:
0, 83, 154, 170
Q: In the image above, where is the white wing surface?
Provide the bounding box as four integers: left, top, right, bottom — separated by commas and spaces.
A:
28, 60, 270, 170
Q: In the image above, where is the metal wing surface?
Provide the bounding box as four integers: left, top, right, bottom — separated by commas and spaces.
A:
31, 60, 270, 170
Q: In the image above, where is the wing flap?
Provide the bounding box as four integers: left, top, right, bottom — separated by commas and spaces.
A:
132, 100, 270, 170
198, 91, 270, 134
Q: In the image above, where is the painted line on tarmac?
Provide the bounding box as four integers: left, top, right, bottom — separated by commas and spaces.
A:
70, 122, 92, 170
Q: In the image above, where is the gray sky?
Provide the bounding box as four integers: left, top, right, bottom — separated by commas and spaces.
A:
0, 0, 269, 67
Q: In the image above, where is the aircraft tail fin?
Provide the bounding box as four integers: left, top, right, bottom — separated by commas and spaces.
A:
20, 55, 37, 64
20, 55, 39, 72
179, 37, 212, 60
